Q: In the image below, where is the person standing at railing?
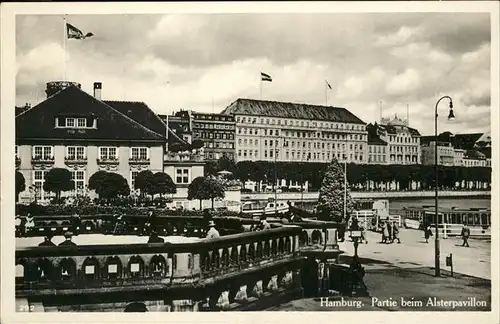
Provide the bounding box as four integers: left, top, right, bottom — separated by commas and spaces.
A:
38, 234, 56, 247
58, 231, 77, 247
461, 223, 470, 247
25, 213, 35, 234
206, 220, 220, 239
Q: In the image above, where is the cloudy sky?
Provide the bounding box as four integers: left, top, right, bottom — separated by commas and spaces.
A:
16, 13, 491, 135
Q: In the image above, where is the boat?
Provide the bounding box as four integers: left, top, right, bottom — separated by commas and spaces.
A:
240, 199, 290, 217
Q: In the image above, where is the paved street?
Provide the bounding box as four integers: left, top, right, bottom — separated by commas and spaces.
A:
338, 228, 491, 279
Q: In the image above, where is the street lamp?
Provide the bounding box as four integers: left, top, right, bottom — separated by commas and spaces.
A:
434, 95, 455, 277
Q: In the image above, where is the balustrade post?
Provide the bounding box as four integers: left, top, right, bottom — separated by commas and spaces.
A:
171, 253, 197, 284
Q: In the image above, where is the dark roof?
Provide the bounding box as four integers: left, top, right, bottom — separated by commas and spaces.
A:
16, 106, 31, 116
103, 100, 166, 136
221, 98, 365, 124
16, 86, 165, 142
453, 133, 483, 150
379, 124, 421, 136
465, 149, 486, 159
366, 123, 387, 145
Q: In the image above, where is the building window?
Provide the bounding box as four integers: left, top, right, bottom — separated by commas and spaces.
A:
33, 170, 50, 201
238, 150, 242, 157
33, 146, 53, 160
71, 170, 85, 191
66, 146, 86, 160
99, 147, 118, 160
175, 168, 190, 184
254, 150, 258, 157
130, 171, 139, 190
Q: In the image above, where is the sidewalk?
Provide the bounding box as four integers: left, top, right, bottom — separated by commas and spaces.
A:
337, 229, 491, 279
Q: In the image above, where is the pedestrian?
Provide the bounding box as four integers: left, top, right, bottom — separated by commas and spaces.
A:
360, 220, 368, 244
381, 222, 388, 243
206, 220, 220, 239
386, 219, 393, 244
25, 213, 35, 234
255, 215, 271, 231
392, 221, 401, 244
424, 225, 433, 243
38, 234, 56, 247
461, 223, 470, 247
58, 231, 77, 247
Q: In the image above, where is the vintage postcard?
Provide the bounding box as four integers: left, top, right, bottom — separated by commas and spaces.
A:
1, 1, 499, 324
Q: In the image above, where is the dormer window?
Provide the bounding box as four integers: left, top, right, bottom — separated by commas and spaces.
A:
56, 116, 96, 129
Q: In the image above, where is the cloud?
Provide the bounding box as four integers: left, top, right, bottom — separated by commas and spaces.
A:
15, 12, 491, 137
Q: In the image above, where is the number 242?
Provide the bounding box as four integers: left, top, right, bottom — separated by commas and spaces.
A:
19, 305, 35, 312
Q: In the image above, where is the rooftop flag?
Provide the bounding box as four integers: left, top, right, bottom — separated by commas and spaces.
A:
261, 72, 272, 82
66, 23, 94, 39
326, 80, 332, 90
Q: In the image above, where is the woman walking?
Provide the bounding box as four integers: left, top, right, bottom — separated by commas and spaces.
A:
424, 225, 433, 243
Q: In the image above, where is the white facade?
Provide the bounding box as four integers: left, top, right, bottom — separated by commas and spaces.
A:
234, 115, 368, 164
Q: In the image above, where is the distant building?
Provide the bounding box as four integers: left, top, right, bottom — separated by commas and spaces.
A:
221, 98, 368, 164
191, 112, 236, 161
371, 114, 421, 165
366, 123, 388, 164
420, 132, 490, 167
159, 111, 192, 144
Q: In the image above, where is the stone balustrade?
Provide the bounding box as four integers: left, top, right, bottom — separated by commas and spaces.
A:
16, 226, 304, 312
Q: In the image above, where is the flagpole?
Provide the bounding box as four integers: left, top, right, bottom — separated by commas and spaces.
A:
325, 82, 328, 106
63, 16, 67, 81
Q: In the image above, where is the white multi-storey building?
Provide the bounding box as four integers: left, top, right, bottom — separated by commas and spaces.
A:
221, 98, 368, 164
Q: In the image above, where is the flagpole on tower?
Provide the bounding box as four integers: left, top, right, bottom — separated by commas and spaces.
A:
63, 16, 67, 80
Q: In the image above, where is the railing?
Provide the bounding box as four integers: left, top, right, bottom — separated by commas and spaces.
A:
31, 156, 55, 164
15, 226, 302, 297
15, 214, 260, 238
164, 152, 204, 163
96, 158, 119, 165
128, 158, 150, 165
430, 223, 491, 239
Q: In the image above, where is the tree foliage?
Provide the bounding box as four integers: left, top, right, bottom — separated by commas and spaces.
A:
134, 170, 155, 196
43, 168, 73, 199
15, 171, 26, 202
152, 172, 176, 196
231, 161, 491, 191
88, 170, 108, 194
187, 176, 208, 209
316, 159, 354, 222
96, 172, 130, 200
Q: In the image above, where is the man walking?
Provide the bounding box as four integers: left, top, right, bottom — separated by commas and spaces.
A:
206, 221, 220, 239
461, 223, 470, 247
392, 221, 401, 244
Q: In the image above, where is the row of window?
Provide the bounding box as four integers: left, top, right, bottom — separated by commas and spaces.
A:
193, 132, 235, 140
236, 116, 366, 131
194, 114, 234, 122
368, 154, 387, 163
236, 128, 366, 140
389, 146, 419, 154
203, 142, 234, 149
55, 117, 96, 129
386, 135, 419, 144
368, 146, 387, 154
237, 149, 365, 162
205, 152, 234, 160
238, 139, 366, 151
192, 122, 235, 130
29, 146, 150, 161
29, 168, 192, 201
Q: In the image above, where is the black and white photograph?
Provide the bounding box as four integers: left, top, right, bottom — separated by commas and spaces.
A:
1, 1, 499, 322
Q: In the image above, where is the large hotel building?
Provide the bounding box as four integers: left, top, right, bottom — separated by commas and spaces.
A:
221, 98, 369, 164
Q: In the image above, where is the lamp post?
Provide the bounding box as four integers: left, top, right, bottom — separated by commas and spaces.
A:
434, 95, 455, 277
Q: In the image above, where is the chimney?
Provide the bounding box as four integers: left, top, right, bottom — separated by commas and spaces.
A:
93, 82, 102, 100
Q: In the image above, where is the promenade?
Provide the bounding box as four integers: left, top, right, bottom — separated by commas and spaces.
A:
338, 229, 491, 279
242, 190, 491, 202
268, 229, 491, 311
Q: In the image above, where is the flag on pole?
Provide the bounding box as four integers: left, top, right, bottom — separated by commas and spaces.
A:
66, 23, 94, 39
261, 72, 272, 82
325, 80, 332, 90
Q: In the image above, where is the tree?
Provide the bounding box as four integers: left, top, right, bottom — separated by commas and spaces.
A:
217, 155, 238, 175
43, 168, 73, 200
152, 172, 176, 197
134, 170, 155, 198
200, 175, 225, 209
88, 170, 108, 196
316, 158, 354, 222
15, 171, 25, 202
97, 172, 130, 201
187, 176, 208, 209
